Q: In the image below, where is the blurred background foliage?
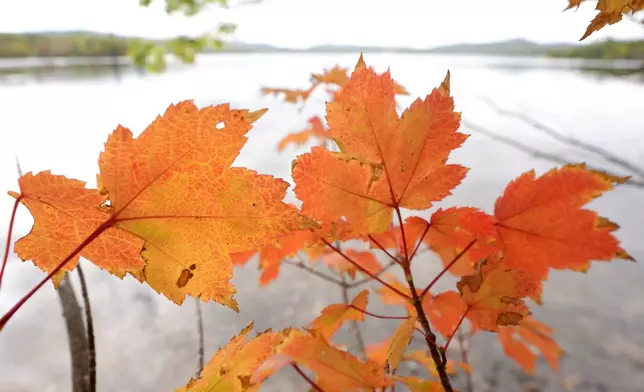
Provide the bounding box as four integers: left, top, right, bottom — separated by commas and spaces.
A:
131, 0, 238, 72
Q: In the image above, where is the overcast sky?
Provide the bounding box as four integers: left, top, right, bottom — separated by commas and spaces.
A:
1, 0, 642, 48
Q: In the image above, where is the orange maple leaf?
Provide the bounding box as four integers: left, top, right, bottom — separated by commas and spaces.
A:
457, 259, 539, 331
498, 316, 563, 374
365, 337, 394, 366
10, 101, 312, 311
423, 290, 468, 340
310, 65, 409, 100
376, 273, 417, 312
309, 289, 369, 340
277, 116, 329, 152
494, 164, 631, 280
424, 207, 501, 276
177, 322, 284, 392
230, 229, 314, 286
395, 376, 449, 392
403, 350, 464, 377
565, 0, 644, 40
260, 87, 314, 104
280, 329, 393, 391
311, 65, 351, 88
367, 217, 429, 260
292, 55, 468, 234
8, 172, 145, 286
96, 102, 317, 309
386, 315, 417, 372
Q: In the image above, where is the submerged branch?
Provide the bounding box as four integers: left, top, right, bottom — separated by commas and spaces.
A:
462, 120, 644, 188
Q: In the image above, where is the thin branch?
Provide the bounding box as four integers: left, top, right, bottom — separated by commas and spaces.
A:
409, 222, 431, 262
346, 260, 397, 288
456, 330, 474, 392
341, 275, 366, 358
321, 239, 411, 300
292, 363, 325, 392
283, 259, 343, 285
420, 240, 476, 299
76, 263, 96, 392
394, 206, 454, 392
57, 274, 90, 392
0, 197, 21, 290
194, 298, 205, 378
1, 156, 23, 289
461, 120, 644, 188
367, 235, 401, 265
414, 328, 442, 350
478, 96, 644, 180
1, 219, 112, 329
394, 208, 411, 266
405, 267, 453, 392
349, 304, 410, 320
443, 308, 469, 351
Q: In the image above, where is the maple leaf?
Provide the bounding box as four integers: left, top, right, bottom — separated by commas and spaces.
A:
387, 315, 417, 372
260, 87, 313, 104
311, 65, 351, 88
94, 101, 311, 309
231, 229, 314, 286
395, 376, 448, 392
310, 65, 409, 100
368, 216, 430, 260
8, 172, 145, 286
280, 329, 393, 391
309, 290, 369, 340
404, 350, 459, 377
498, 316, 563, 374
376, 273, 416, 312
277, 116, 329, 152
292, 55, 468, 234
566, 0, 644, 40
457, 259, 539, 331
365, 337, 394, 366
494, 164, 632, 280
425, 207, 501, 276
423, 290, 468, 340
177, 322, 284, 392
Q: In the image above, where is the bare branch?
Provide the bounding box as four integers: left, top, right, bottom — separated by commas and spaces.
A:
76, 264, 96, 392
394, 206, 454, 392
57, 274, 90, 392
461, 120, 644, 188
194, 298, 205, 378
340, 275, 366, 358
346, 260, 397, 288
477, 96, 644, 180
284, 258, 343, 285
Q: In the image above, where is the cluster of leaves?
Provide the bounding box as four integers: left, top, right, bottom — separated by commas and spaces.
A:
130, 0, 239, 71
0, 53, 633, 392
566, 0, 644, 40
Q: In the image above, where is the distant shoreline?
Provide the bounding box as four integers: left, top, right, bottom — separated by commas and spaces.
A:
1, 32, 643, 60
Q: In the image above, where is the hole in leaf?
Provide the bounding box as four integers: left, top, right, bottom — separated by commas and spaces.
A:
216, 121, 225, 129
176, 268, 194, 288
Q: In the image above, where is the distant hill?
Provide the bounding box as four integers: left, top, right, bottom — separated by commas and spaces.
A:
426, 39, 577, 56
548, 38, 644, 59
216, 42, 417, 53
0, 31, 131, 58
219, 39, 579, 55
0, 32, 641, 60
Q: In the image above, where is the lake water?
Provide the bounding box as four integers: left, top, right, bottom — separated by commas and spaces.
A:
0, 53, 643, 392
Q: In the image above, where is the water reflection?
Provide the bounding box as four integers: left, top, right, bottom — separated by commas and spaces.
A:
1, 54, 642, 85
